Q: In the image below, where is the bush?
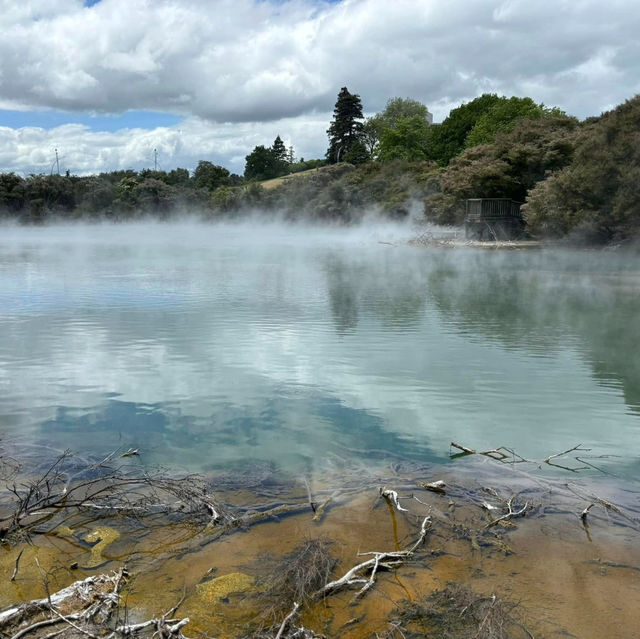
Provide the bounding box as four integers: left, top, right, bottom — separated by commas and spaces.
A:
525, 95, 640, 242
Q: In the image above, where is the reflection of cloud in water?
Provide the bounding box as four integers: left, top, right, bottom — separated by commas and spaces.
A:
36, 389, 442, 475
0, 224, 639, 478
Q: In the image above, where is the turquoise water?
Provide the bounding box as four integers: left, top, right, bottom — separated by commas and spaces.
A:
1, 222, 639, 480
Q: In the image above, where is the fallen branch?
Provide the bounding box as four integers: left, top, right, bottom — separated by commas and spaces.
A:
484, 495, 529, 529
450, 443, 516, 462
10, 548, 24, 582
274, 602, 300, 639
315, 516, 430, 599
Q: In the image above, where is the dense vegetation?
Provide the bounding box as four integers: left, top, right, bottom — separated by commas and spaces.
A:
1, 89, 639, 245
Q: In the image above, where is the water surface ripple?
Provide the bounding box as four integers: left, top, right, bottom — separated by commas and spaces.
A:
1, 222, 639, 480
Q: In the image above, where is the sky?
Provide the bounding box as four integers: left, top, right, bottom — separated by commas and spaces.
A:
1, 0, 639, 176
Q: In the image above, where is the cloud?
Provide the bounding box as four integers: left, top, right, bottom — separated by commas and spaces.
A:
0, 114, 330, 175
1, 0, 640, 172
3, 0, 640, 121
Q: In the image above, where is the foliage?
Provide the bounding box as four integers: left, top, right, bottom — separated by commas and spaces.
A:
465, 96, 546, 147
362, 118, 381, 156
377, 96, 432, 126
288, 159, 326, 174
326, 87, 365, 163
166, 167, 191, 186
270, 135, 291, 176
193, 160, 231, 191
244, 145, 278, 181
425, 114, 578, 225
426, 94, 503, 165
0, 92, 637, 244
75, 176, 116, 215
132, 178, 177, 214
271, 135, 288, 163
0, 172, 26, 214
23, 174, 76, 220
378, 115, 432, 162
245, 136, 290, 181
525, 95, 640, 242
342, 140, 370, 165
365, 97, 431, 159
256, 160, 439, 221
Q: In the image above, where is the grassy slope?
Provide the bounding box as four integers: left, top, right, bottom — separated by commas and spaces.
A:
258, 167, 327, 190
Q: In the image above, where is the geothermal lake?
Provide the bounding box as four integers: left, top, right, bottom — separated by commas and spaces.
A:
1, 221, 639, 481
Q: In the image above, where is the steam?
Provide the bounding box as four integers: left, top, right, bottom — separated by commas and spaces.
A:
1, 219, 639, 480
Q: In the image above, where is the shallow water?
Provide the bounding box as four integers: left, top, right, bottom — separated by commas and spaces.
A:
1, 221, 640, 480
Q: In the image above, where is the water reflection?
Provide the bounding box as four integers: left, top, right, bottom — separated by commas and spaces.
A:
427, 250, 640, 412
0, 223, 639, 479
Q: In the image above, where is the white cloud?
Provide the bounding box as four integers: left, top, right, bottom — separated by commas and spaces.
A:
1, 0, 640, 173
0, 114, 330, 175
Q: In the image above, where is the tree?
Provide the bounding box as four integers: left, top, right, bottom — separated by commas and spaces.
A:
342, 140, 370, 165
0, 172, 26, 213
525, 96, 640, 242
424, 113, 578, 226
363, 97, 432, 159
270, 136, 290, 177
326, 87, 365, 163
362, 118, 381, 156
244, 145, 278, 181
464, 97, 546, 147
271, 135, 288, 163
377, 97, 432, 128
426, 94, 503, 165
75, 176, 116, 214
193, 161, 231, 191
166, 168, 191, 187
377, 115, 432, 162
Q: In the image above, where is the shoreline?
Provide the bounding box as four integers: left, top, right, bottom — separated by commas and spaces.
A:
2, 446, 640, 638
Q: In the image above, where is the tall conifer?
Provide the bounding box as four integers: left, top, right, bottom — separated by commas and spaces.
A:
326, 87, 365, 163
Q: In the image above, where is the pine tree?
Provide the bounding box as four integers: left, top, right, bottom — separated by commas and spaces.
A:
271, 135, 288, 163
270, 135, 290, 177
326, 87, 365, 163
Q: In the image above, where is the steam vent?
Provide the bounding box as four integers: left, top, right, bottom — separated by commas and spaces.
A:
464, 198, 526, 240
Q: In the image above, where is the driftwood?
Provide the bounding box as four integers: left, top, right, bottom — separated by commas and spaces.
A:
484, 494, 530, 529
315, 515, 431, 600
0, 568, 194, 639
379, 488, 408, 512
450, 441, 599, 473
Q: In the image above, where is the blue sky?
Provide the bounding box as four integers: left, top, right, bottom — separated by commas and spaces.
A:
0, 109, 181, 131
1, 0, 639, 175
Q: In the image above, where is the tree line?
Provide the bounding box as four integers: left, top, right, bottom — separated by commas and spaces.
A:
1, 88, 639, 244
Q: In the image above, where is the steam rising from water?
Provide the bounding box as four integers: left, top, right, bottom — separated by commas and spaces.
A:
1, 220, 639, 479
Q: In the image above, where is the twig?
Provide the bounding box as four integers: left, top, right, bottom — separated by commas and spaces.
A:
49, 607, 100, 639
11, 548, 24, 582
544, 445, 590, 464
485, 495, 529, 529
10, 617, 67, 639
274, 602, 300, 639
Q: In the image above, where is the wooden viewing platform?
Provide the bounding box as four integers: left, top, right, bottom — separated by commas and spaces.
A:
464, 198, 526, 240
